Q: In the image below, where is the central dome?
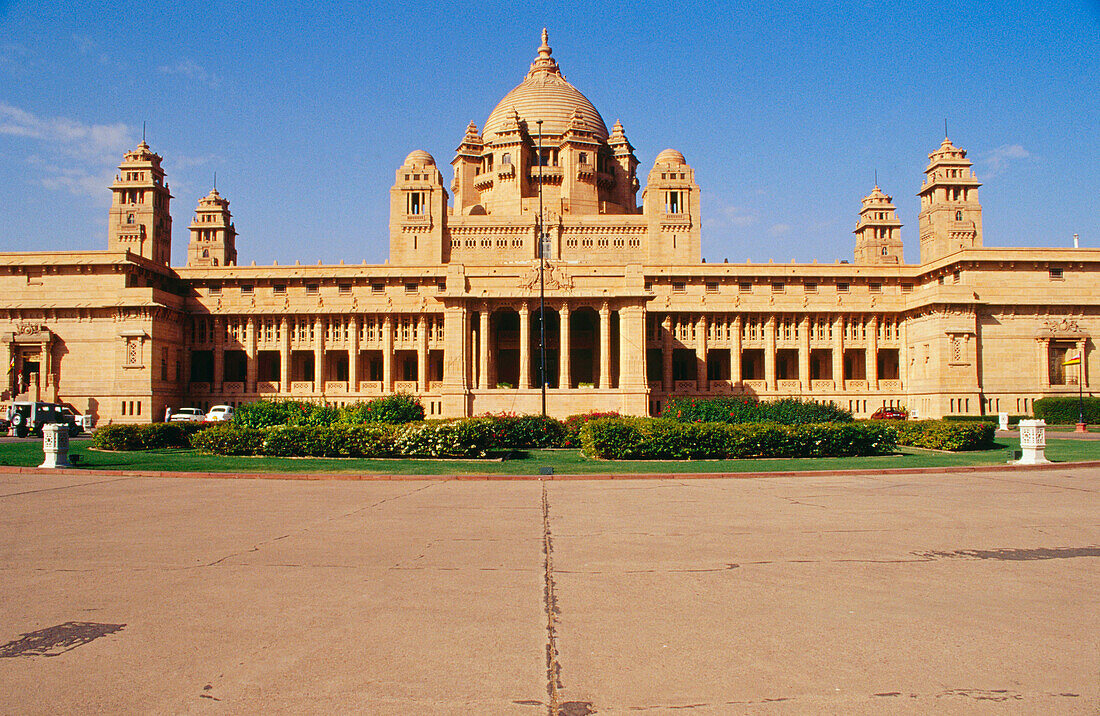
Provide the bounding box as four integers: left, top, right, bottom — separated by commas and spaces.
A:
483, 30, 608, 142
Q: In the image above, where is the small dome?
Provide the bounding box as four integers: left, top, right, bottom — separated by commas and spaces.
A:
405, 150, 435, 166
654, 148, 686, 166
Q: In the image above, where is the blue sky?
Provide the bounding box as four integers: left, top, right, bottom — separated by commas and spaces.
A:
0, 0, 1097, 267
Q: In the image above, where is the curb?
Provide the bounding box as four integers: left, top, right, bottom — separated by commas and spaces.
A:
3, 459, 1100, 482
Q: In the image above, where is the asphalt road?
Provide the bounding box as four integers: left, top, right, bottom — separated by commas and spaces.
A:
1, 468, 1097, 714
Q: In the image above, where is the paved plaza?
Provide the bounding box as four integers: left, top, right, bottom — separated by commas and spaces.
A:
1, 467, 1098, 714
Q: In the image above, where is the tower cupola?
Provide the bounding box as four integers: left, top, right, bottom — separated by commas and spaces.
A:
108, 140, 173, 265
854, 185, 904, 264
917, 136, 983, 263
186, 187, 237, 267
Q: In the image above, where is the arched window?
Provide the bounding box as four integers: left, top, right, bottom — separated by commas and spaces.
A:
126, 214, 134, 224
202, 249, 209, 258
881, 246, 888, 256
579, 152, 588, 164
501, 152, 511, 164
213, 258, 218, 266
955, 210, 963, 221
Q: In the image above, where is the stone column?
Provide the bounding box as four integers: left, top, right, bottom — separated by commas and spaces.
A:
213, 317, 224, 393
478, 306, 490, 390
349, 315, 359, 393
731, 316, 742, 387
1037, 339, 1050, 389
618, 305, 647, 389
832, 315, 845, 387
519, 303, 530, 389
418, 314, 429, 393
559, 303, 571, 389
599, 302, 612, 390
899, 318, 909, 390
280, 316, 290, 393
799, 315, 811, 390
314, 316, 324, 395
383, 315, 394, 393
696, 314, 708, 391
662, 313, 673, 392
764, 315, 777, 392
867, 315, 879, 390
246, 316, 257, 394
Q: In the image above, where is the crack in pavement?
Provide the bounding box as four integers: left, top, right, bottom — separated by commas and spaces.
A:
203, 480, 448, 568
0, 476, 138, 499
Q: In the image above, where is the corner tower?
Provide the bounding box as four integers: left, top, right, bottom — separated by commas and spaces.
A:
108, 141, 173, 265
917, 136, 983, 263
853, 185, 904, 264
389, 150, 448, 265
641, 149, 701, 264
186, 188, 237, 267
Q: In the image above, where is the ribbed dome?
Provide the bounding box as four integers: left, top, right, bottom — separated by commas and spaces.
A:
483, 30, 608, 142
654, 148, 686, 166
404, 149, 435, 166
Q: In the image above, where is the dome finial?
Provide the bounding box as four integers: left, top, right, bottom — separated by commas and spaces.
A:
528, 28, 560, 77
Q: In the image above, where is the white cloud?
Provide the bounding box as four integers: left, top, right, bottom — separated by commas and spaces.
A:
705, 203, 758, 230
0, 102, 132, 202
979, 144, 1030, 179
769, 223, 792, 237
158, 59, 221, 89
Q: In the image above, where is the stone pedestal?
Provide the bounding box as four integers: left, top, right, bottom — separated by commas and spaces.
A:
998, 412, 1009, 431
39, 423, 71, 468
1016, 419, 1048, 465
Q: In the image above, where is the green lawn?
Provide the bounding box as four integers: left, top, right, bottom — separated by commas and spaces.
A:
1, 437, 1098, 476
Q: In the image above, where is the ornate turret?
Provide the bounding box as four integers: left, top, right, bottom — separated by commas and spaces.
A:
641, 148, 701, 264
390, 150, 448, 265
186, 186, 237, 267
917, 136, 983, 263
108, 140, 173, 265
854, 185, 904, 264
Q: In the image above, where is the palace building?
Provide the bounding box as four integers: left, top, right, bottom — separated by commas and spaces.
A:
1, 31, 1095, 424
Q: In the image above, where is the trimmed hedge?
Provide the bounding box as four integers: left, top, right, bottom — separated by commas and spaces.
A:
91, 422, 207, 451
660, 397, 852, 425
562, 411, 621, 448
579, 418, 896, 460
883, 420, 996, 451
477, 413, 567, 448
394, 420, 495, 458
232, 395, 425, 429
1033, 396, 1100, 424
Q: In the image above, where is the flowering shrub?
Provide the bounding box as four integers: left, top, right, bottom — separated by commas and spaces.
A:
393, 420, 495, 458
579, 417, 896, 460
341, 394, 425, 424
189, 425, 267, 455
883, 420, 996, 451
233, 395, 425, 429
659, 397, 852, 425
192, 423, 398, 457
562, 411, 621, 447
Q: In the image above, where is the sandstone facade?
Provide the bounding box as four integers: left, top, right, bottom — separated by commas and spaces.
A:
1, 31, 1095, 424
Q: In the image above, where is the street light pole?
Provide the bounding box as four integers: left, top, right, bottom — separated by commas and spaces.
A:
537, 120, 547, 416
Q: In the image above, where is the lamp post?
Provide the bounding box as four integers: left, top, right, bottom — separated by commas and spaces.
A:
536, 120, 547, 416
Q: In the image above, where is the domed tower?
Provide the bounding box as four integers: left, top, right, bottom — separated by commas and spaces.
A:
853, 185, 904, 264
917, 136, 983, 263
456, 29, 639, 217
389, 150, 448, 265
108, 140, 173, 265
641, 149, 701, 264
186, 187, 237, 267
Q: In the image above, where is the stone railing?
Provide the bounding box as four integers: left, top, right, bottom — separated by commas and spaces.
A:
291, 381, 313, 394
709, 381, 734, 393
810, 380, 835, 391
879, 379, 902, 391
648, 381, 664, 393
223, 381, 244, 394
357, 381, 383, 394
674, 380, 696, 393
324, 381, 347, 393
394, 381, 418, 393
257, 381, 279, 394
190, 382, 211, 394
777, 380, 801, 392
845, 380, 868, 391
743, 379, 766, 392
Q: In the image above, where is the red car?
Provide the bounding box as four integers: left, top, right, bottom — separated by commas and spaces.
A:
871, 407, 908, 420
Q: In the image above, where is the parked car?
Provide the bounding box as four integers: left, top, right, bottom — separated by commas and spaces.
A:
203, 405, 234, 422
6, 401, 83, 437
870, 407, 908, 420
59, 406, 93, 433
169, 408, 206, 422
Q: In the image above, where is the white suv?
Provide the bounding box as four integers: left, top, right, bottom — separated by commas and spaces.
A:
203, 405, 234, 422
